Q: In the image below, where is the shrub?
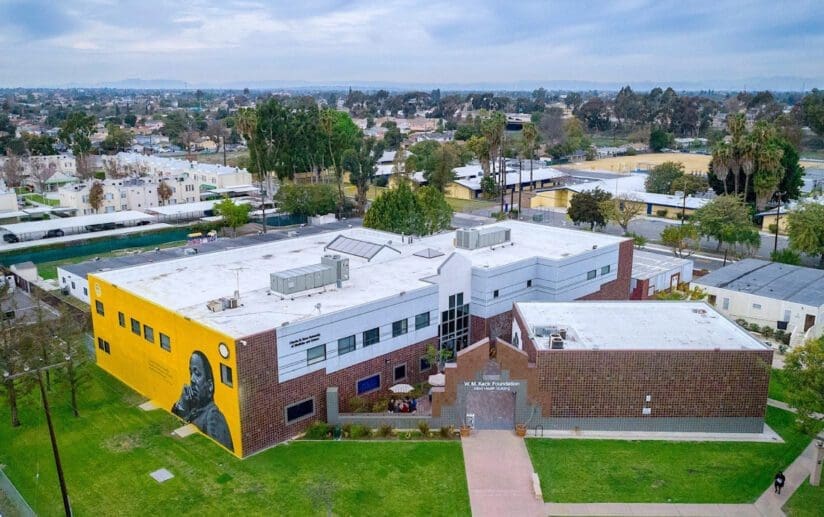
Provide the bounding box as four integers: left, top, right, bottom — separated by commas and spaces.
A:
655, 209, 668, 217
348, 396, 367, 413
761, 326, 774, 338
508, 209, 519, 218
374, 175, 389, 187
304, 421, 331, 440
781, 333, 791, 345
736, 318, 749, 327
349, 424, 371, 439
378, 423, 394, 438
778, 344, 788, 355
417, 421, 430, 437
771, 248, 801, 265
341, 423, 352, 438
749, 323, 761, 333
775, 329, 786, 341
768, 223, 778, 233
439, 426, 453, 439
372, 399, 388, 413
628, 232, 647, 248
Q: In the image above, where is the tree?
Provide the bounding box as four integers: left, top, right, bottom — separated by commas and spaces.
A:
645, 161, 686, 194
58, 111, 97, 179
157, 180, 173, 206
2, 153, 22, 188
568, 188, 611, 230
426, 143, 459, 192
383, 125, 402, 150
787, 202, 824, 267
29, 159, 54, 193
692, 195, 761, 254
480, 174, 499, 200
415, 186, 453, 235
0, 282, 25, 427
521, 122, 538, 188
799, 88, 824, 136
0, 114, 24, 156
466, 135, 491, 177
783, 336, 824, 435
275, 183, 338, 217
649, 126, 673, 152
601, 194, 643, 234
363, 182, 452, 236
770, 248, 802, 265
319, 109, 361, 209
88, 181, 105, 213
22, 133, 56, 155
576, 98, 610, 131
661, 224, 699, 258
100, 123, 133, 154
343, 137, 383, 214
364, 181, 421, 235
214, 198, 251, 237
123, 114, 138, 127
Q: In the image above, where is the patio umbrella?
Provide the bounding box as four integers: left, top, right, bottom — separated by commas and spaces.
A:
389, 383, 415, 394
428, 373, 445, 387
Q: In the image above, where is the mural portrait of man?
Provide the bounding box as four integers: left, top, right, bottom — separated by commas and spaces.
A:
172, 350, 234, 451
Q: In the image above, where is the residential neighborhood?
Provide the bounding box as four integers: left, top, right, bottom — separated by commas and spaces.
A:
1, 2, 823, 517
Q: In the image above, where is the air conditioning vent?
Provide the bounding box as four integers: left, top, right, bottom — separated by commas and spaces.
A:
455, 227, 511, 250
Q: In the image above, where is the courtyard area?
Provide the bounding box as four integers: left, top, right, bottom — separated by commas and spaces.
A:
0, 367, 470, 517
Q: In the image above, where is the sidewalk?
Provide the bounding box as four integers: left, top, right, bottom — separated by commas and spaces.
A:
754, 439, 820, 517
461, 430, 545, 517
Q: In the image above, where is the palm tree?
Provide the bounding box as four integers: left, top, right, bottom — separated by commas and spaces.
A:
739, 136, 756, 199
726, 113, 747, 195
753, 143, 784, 210
236, 108, 269, 233
711, 142, 731, 195
522, 122, 538, 188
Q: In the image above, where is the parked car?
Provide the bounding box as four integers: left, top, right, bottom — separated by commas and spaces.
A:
2, 233, 19, 243
44, 229, 65, 239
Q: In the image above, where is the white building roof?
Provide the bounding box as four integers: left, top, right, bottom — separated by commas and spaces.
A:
632, 251, 693, 281
92, 221, 629, 337
516, 301, 769, 351
143, 199, 248, 216
565, 173, 711, 209
453, 166, 566, 191
0, 211, 154, 236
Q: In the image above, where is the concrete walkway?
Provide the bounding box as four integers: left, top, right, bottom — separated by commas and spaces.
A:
462, 427, 819, 517
461, 430, 545, 517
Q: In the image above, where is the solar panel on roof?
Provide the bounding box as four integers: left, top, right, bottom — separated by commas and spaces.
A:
325, 235, 385, 260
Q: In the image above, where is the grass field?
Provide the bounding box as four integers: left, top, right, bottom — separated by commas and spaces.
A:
0, 367, 470, 517
526, 406, 812, 504
21, 193, 60, 207
769, 368, 790, 402
36, 240, 187, 280
563, 152, 712, 174
784, 476, 824, 516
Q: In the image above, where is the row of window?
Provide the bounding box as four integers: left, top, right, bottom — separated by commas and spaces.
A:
285, 358, 432, 425
117, 311, 172, 352
586, 265, 611, 280
304, 311, 431, 367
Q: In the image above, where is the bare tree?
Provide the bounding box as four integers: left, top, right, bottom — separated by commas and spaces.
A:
157, 180, 173, 205
2, 153, 22, 188
74, 154, 96, 181
88, 181, 105, 212
103, 158, 128, 179
29, 159, 53, 193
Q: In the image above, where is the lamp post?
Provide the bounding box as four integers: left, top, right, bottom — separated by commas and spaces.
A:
4, 359, 73, 517
773, 191, 786, 254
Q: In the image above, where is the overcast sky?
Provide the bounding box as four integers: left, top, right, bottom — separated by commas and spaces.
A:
1, 0, 822, 89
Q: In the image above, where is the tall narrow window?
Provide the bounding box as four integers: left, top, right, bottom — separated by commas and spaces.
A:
95, 300, 105, 316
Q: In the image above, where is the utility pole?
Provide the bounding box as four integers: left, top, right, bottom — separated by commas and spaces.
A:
222, 136, 227, 167
4, 360, 73, 517
773, 192, 785, 254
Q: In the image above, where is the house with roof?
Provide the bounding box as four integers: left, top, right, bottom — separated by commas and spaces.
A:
694, 259, 824, 345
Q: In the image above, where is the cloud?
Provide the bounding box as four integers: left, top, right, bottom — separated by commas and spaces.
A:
0, 0, 822, 87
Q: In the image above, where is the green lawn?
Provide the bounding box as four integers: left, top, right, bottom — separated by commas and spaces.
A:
445, 197, 496, 213
36, 241, 187, 280
784, 476, 824, 516
22, 193, 59, 207
526, 406, 812, 504
769, 368, 790, 402
0, 367, 470, 517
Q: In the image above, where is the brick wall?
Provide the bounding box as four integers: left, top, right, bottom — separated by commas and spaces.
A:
534, 348, 773, 418
470, 311, 514, 344
630, 278, 650, 300
236, 328, 438, 456
580, 239, 634, 301
432, 339, 491, 416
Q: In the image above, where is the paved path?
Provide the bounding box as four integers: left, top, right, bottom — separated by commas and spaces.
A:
461, 430, 545, 517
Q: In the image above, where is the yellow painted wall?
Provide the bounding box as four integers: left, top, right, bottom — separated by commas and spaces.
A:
647, 203, 697, 219
761, 213, 790, 234
531, 189, 571, 208
445, 182, 474, 200
89, 275, 243, 457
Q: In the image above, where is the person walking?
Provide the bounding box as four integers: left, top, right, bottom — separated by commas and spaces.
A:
774, 471, 786, 494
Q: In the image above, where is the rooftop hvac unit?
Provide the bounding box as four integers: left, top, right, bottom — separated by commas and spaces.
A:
533, 326, 555, 338
550, 336, 565, 350
455, 227, 511, 250
270, 256, 349, 295
207, 299, 224, 312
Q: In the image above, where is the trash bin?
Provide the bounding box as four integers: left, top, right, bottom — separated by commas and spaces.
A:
333, 425, 342, 440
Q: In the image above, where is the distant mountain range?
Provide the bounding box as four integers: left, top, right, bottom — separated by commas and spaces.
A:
53, 76, 822, 92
